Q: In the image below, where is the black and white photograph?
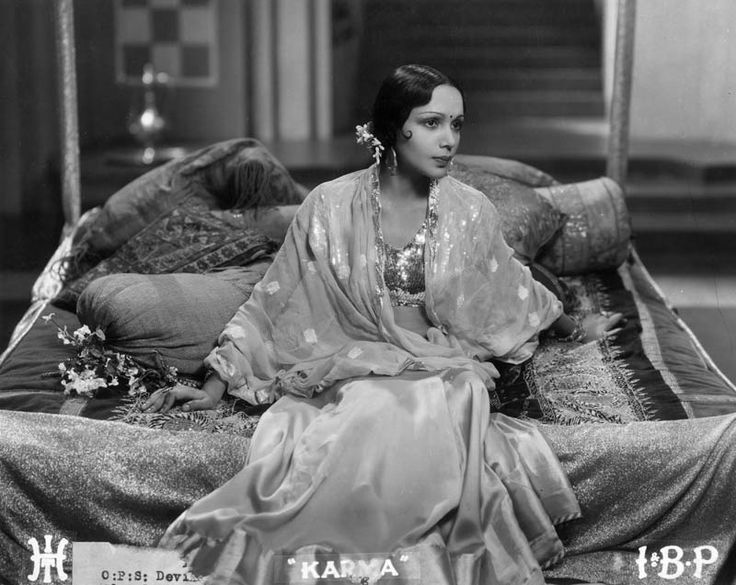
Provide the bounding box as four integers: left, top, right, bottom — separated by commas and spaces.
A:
1, 1, 736, 584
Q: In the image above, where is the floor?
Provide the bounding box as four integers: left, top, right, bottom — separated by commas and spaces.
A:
2, 117, 735, 383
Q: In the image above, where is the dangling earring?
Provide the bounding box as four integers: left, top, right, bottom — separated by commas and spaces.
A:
387, 147, 398, 175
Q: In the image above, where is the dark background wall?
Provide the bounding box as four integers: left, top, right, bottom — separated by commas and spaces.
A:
0, 0, 249, 220
73, 0, 249, 146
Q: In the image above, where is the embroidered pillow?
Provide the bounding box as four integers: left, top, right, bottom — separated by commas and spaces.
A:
53, 198, 277, 311
535, 177, 631, 275
450, 161, 566, 264
68, 138, 306, 277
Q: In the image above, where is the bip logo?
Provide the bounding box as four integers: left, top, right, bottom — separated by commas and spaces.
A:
636, 545, 718, 580
28, 536, 69, 583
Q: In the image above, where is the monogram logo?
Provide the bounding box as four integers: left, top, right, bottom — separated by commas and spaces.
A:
28, 535, 69, 583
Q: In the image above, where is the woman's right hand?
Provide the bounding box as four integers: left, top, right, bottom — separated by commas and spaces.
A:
142, 374, 227, 414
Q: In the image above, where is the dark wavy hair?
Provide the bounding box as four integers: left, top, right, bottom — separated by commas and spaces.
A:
371, 64, 465, 149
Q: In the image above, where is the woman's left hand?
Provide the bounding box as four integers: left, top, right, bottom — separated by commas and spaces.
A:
580, 312, 624, 342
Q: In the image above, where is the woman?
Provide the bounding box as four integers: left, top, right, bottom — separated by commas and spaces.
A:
144, 65, 736, 584
143, 67, 617, 413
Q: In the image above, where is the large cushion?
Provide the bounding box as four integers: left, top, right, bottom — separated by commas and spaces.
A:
535, 177, 631, 275
53, 193, 278, 311
451, 160, 566, 264
68, 138, 307, 276
76, 266, 270, 377
454, 153, 558, 188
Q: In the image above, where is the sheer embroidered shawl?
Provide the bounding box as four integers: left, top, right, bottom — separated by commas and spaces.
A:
205, 166, 563, 404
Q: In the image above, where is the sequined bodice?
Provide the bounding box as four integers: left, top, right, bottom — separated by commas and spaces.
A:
371, 168, 439, 310
383, 223, 426, 307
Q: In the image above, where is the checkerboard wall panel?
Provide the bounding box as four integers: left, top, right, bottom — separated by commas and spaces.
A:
115, 0, 218, 86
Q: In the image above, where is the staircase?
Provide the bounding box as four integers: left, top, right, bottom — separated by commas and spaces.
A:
358, 0, 605, 120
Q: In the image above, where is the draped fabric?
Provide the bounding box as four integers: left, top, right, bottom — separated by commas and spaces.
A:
160, 166, 578, 584
542, 414, 736, 583
205, 165, 563, 405
161, 371, 581, 585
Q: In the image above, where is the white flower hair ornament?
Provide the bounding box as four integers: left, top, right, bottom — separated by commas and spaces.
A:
355, 122, 385, 166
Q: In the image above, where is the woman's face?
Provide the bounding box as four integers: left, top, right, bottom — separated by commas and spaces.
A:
395, 84, 465, 180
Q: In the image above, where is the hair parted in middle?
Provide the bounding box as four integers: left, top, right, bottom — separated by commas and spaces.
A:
370, 64, 466, 149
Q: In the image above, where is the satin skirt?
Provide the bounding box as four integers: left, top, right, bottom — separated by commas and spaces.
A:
161, 370, 581, 585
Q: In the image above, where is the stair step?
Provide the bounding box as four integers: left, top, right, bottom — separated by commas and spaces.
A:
628, 199, 736, 216
631, 212, 736, 234
473, 157, 736, 185
367, 0, 598, 17
371, 0, 597, 6
627, 179, 736, 196
366, 47, 602, 68
359, 70, 603, 100
466, 91, 605, 118
367, 9, 595, 27
624, 181, 736, 235
626, 183, 736, 213
367, 16, 595, 31
634, 233, 736, 258
459, 68, 602, 92
363, 25, 600, 47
